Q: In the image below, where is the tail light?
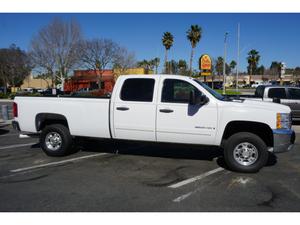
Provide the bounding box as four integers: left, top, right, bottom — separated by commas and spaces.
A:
13, 102, 18, 117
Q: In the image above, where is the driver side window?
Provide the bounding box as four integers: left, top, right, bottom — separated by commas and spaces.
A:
161, 79, 202, 103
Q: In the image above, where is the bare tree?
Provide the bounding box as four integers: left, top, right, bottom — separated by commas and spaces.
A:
113, 47, 136, 76
30, 18, 82, 90
80, 38, 120, 88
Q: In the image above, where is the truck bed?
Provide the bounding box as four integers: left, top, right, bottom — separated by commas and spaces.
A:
14, 96, 111, 138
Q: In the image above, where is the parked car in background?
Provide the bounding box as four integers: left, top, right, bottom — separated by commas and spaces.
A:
242, 85, 300, 121
42, 88, 64, 96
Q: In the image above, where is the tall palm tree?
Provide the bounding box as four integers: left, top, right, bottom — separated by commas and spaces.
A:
187, 25, 202, 76
247, 49, 260, 84
162, 32, 174, 74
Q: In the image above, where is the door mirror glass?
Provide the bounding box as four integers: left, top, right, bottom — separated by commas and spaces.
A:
199, 95, 209, 105
189, 90, 209, 105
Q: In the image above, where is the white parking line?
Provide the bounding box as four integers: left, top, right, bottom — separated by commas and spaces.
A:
168, 167, 224, 189
0, 142, 37, 150
10, 153, 108, 173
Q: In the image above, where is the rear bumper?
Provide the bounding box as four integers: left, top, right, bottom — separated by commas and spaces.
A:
272, 129, 295, 153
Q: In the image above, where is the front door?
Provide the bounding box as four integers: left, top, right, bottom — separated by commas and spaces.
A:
156, 78, 218, 145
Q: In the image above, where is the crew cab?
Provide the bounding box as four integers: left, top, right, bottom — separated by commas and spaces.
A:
12, 75, 295, 173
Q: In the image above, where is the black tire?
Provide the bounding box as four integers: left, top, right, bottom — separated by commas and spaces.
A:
40, 124, 73, 156
224, 132, 269, 173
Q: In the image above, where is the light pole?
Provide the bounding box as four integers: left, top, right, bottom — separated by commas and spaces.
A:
236, 23, 240, 92
223, 32, 228, 95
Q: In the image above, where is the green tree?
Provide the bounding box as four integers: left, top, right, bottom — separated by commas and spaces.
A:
215, 57, 224, 76
229, 60, 237, 74
152, 57, 160, 74
0, 44, 31, 94
186, 25, 202, 76
178, 59, 188, 75
270, 61, 280, 75
162, 32, 174, 74
169, 60, 178, 74
137, 59, 151, 74
247, 49, 260, 83
256, 65, 265, 75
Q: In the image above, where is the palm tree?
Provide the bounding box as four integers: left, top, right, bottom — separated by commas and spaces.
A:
230, 60, 237, 74
162, 32, 174, 74
178, 59, 188, 75
152, 57, 160, 74
187, 25, 202, 76
247, 49, 260, 84
137, 60, 151, 74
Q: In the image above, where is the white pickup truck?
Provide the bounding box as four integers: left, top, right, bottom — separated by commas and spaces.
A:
12, 75, 295, 172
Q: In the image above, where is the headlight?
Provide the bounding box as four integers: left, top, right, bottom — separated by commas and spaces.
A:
277, 113, 291, 129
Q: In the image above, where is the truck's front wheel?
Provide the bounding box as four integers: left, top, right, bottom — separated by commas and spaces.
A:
40, 124, 73, 156
224, 132, 268, 173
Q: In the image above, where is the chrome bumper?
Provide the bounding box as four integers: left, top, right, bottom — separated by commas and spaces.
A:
272, 129, 295, 153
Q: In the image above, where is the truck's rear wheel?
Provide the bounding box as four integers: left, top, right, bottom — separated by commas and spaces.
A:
40, 124, 73, 156
224, 132, 268, 173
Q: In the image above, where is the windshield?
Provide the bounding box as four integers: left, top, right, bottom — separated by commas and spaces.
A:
193, 79, 225, 100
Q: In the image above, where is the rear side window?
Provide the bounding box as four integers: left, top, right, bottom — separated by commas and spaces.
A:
268, 88, 287, 99
288, 88, 300, 99
120, 78, 155, 102
161, 79, 202, 103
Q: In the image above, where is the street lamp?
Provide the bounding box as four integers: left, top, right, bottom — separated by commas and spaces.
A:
223, 32, 228, 95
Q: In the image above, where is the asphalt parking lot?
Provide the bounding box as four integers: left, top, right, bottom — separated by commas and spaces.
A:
0, 123, 300, 212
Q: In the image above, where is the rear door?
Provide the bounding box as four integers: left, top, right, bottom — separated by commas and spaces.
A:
112, 77, 158, 141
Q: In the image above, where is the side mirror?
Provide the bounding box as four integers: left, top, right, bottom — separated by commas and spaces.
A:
189, 91, 209, 105
199, 95, 209, 105
273, 98, 281, 103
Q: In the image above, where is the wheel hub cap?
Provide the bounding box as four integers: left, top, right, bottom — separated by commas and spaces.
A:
233, 142, 258, 166
45, 132, 62, 151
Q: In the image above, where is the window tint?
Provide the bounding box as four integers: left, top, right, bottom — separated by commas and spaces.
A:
161, 79, 202, 103
268, 88, 287, 99
120, 78, 155, 102
288, 88, 300, 99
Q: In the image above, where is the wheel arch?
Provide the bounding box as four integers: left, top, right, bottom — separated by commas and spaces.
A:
222, 121, 273, 147
35, 113, 69, 132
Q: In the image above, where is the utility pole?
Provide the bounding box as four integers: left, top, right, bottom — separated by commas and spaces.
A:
236, 23, 240, 93
223, 32, 228, 95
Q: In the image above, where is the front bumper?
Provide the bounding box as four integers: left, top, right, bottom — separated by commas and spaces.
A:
272, 129, 295, 153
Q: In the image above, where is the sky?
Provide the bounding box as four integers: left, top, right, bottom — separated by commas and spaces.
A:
0, 13, 300, 72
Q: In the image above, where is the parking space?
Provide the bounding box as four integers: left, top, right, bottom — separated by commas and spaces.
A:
0, 125, 300, 211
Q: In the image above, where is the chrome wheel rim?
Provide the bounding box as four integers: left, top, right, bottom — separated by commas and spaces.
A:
45, 132, 62, 151
233, 142, 258, 166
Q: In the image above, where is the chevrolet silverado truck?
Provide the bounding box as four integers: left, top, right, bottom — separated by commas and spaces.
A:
12, 75, 295, 173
